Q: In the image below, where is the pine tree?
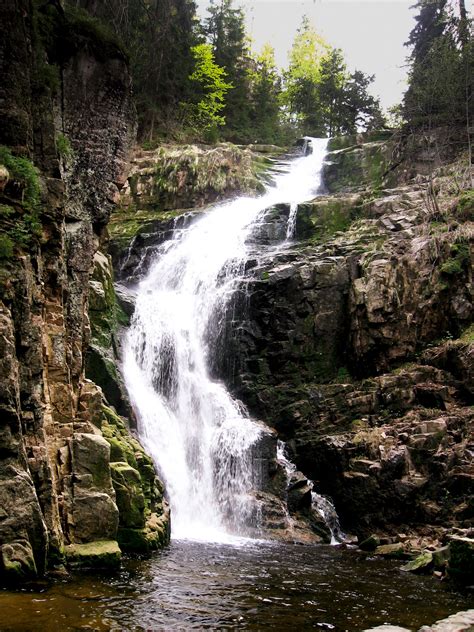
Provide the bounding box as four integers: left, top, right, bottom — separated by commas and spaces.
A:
282, 16, 330, 135
403, 0, 467, 130
248, 44, 283, 143
205, 0, 252, 141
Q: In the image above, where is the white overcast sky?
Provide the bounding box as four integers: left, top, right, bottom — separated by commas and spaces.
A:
197, 0, 473, 111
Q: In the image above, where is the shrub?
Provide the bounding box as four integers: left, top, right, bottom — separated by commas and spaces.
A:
0, 146, 40, 211
0, 234, 13, 260
56, 132, 73, 160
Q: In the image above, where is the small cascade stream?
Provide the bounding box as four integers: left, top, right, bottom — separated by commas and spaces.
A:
123, 138, 329, 541
277, 441, 345, 544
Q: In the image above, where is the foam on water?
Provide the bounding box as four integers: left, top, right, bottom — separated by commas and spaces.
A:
123, 138, 328, 541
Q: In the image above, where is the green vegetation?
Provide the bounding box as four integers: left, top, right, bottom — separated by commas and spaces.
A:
56, 133, 74, 160
72, 1, 386, 144
402, 0, 472, 153
440, 241, 470, 276
184, 44, 232, 140
459, 322, 474, 343
0, 147, 40, 211
281, 17, 384, 137
0, 147, 42, 258
456, 189, 474, 221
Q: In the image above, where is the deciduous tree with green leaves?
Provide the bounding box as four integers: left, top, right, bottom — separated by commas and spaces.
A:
184, 43, 232, 140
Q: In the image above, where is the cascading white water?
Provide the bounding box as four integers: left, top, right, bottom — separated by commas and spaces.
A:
277, 441, 345, 544
123, 138, 328, 542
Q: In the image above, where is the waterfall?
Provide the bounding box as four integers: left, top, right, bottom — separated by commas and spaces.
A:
123, 138, 328, 542
277, 441, 345, 544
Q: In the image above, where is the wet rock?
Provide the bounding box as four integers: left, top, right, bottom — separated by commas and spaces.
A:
111, 462, 146, 530
363, 627, 411, 632
102, 405, 170, 553
419, 609, 474, 631
432, 546, 450, 570
0, 542, 38, 582
285, 470, 311, 512
374, 543, 409, 559
401, 551, 433, 574
64, 540, 121, 570
359, 534, 381, 552
447, 536, 474, 585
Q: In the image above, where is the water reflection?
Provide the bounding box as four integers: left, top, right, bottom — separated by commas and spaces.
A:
1, 541, 472, 631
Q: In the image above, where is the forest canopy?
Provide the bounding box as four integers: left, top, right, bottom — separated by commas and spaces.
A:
57, 0, 471, 146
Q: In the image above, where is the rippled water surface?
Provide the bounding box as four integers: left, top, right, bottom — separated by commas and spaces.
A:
1, 540, 472, 631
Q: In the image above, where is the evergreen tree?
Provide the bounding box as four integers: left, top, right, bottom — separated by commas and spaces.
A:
282, 16, 330, 135
317, 48, 347, 136
283, 19, 384, 137
403, 0, 469, 130
341, 70, 385, 134
205, 0, 252, 141
248, 44, 283, 143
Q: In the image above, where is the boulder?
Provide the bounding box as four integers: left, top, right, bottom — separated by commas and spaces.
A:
110, 462, 146, 529
419, 609, 474, 631
401, 551, 433, 574
447, 536, 474, 585
359, 534, 381, 552
64, 540, 121, 570
374, 543, 409, 559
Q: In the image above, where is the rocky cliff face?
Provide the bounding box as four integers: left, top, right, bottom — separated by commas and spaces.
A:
0, 1, 169, 582
218, 135, 473, 547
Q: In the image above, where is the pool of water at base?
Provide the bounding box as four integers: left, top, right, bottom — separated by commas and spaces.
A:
1, 539, 472, 631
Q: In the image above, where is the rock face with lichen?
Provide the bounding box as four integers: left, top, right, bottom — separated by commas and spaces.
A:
0, 1, 169, 583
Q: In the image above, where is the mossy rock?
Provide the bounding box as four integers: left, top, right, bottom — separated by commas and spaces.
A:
295, 195, 363, 241
328, 130, 394, 152
448, 536, 474, 585
118, 512, 169, 554
324, 139, 394, 194
374, 543, 410, 559
0, 542, 38, 582
110, 462, 146, 529
401, 551, 433, 574
64, 540, 121, 570
101, 405, 170, 553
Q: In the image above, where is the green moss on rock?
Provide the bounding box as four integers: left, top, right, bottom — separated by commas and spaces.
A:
101, 405, 170, 554
448, 536, 474, 585
295, 195, 363, 241
64, 540, 121, 570
324, 139, 394, 194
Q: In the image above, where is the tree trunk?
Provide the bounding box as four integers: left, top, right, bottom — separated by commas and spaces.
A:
458, 0, 468, 48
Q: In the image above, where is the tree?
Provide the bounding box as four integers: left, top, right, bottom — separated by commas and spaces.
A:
80, 0, 200, 140
402, 0, 468, 130
282, 16, 330, 134
204, 0, 252, 141
341, 70, 385, 134
317, 48, 347, 136
248, 44, 283, 143
184, 43, 232, 139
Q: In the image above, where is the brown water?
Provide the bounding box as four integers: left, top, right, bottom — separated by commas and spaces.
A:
1, 540, 472, 631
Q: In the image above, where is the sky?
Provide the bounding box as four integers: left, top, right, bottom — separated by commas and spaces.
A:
197, 0, 473, 111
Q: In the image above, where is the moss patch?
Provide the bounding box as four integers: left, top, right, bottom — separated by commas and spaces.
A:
101, 405, 170, 554
64, 540, 121, 570
0, 146, 42, 259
